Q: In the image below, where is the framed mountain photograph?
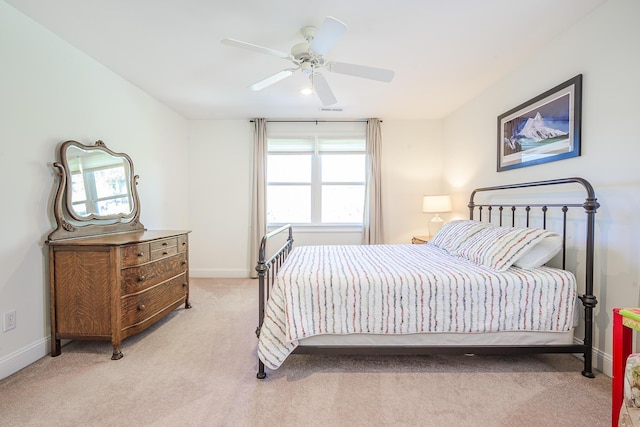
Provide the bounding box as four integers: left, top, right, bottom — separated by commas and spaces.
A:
497, 75, 582, 172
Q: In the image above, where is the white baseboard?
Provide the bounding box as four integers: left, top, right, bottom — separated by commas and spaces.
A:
189, 268, 250, 278
0, 337, 49, 380
594, 342, 612, 377
573, 336, 612, 378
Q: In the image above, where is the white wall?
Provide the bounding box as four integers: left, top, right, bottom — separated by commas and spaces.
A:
187, 120, 254, 277
442, 0, 640, 375
382, 120, 444, 243
0, 2, 189, 379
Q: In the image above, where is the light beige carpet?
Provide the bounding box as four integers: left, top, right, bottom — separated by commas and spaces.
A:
0, 278, 611, 426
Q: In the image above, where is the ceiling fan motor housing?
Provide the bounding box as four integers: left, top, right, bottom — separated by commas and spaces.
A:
291, 39, 322, 75
291, 42, 311, 61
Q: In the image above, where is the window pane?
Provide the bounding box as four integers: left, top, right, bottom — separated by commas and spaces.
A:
322, 185, 364, 223
267, 185, 311, 223
322, 154, 365, 183
72, 202, 87, 216
93, 167, 127, 198
70, 173, 86, 202
267, 155, 311, 183
97, 197, 130, 216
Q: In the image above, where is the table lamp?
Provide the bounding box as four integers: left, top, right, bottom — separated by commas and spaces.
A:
422, 194, 452, 237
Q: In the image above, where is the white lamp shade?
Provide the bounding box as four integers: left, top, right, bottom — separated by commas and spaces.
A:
422, 195, 452, 213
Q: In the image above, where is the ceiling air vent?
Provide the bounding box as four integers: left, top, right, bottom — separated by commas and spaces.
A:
319, 107, 343, 112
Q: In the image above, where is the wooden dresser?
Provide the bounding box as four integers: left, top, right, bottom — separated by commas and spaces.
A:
47, 230, 191, 359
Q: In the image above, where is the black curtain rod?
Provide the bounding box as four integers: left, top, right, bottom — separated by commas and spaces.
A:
249, 119, 381, 123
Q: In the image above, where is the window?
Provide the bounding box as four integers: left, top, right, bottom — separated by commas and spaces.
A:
267, 130, 366, 226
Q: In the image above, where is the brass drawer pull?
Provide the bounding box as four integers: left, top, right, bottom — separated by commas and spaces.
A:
137, 276, 145, 282
137, 252, 144, 257
138, 304, 146, 311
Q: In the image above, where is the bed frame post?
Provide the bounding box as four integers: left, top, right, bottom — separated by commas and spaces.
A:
579, 183, 600, 378
256, 256, 267, 379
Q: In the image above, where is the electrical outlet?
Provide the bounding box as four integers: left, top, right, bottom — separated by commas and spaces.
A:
3, 310, 16, 332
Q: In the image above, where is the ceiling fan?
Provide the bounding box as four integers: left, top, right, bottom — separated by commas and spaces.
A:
221, 16, 394, 106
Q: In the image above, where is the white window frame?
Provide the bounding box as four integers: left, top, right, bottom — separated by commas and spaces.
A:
266, 128, 366, 230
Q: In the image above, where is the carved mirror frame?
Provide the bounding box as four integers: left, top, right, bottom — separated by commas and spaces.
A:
48, 140, 145, 240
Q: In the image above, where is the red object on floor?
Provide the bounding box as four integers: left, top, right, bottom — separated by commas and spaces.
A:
613, 308, 637, 426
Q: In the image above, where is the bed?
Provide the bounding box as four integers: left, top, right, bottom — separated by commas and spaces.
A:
255, 177, 599, 379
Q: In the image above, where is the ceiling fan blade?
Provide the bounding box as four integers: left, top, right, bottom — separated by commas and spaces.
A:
249, 69, 295, 91
329, 61, 395, 82
312, 73, 337, 106
309, 16, 348, 56
221, 38, 293, 60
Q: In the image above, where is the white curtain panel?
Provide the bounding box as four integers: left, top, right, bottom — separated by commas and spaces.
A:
250, 118, 267, 277
363, 118, 384, 244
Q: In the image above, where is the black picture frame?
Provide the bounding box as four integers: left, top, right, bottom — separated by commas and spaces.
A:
497, 74, 582, 172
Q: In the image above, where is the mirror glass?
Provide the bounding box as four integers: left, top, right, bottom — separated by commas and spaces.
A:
65, 144, 134, 219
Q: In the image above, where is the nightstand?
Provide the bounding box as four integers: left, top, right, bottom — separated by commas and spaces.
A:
411, 236, 430, 244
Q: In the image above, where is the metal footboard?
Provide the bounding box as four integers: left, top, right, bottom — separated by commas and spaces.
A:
255, 224, 294, 379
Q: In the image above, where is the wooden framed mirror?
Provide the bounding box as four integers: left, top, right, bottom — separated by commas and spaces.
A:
48, 140, 144, 240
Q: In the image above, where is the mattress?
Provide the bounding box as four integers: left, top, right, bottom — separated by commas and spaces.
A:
299, 330, 575, 347
258, 244, 577, 370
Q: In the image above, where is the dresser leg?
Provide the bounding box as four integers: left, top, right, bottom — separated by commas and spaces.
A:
51, 338, 61, 357
111, 348, 123, 360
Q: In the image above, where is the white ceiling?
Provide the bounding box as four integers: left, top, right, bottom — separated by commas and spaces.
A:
6, 0, 606, 120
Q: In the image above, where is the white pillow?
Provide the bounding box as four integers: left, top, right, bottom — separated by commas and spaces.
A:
513, 234, 563, 269
428, 220, 489, 252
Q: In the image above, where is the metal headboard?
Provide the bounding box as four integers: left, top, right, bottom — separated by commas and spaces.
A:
468, 177, 600, 377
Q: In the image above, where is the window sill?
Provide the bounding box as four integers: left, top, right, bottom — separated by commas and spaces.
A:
268, 224, 363, 234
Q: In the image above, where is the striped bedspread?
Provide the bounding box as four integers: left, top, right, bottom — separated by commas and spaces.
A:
257, 244, 576, 370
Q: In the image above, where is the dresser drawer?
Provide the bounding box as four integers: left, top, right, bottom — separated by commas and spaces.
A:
121, 243, 150, 267
151, 245, 178, 261
120, 274, 188, 328
121, 252, 188, 294
177, 234, 188, 253
150, 237, 178, 261
150, 238, 177, 252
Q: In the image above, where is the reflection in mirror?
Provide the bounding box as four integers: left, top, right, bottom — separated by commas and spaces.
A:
65, 145, 133, 218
